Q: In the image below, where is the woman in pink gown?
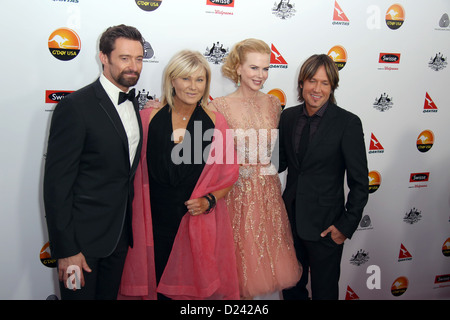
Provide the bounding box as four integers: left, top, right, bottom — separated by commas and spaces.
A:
209, 39, 302, 299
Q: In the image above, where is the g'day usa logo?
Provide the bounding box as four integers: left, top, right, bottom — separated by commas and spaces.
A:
48, 28, 81, 61
135, 0, 163, 12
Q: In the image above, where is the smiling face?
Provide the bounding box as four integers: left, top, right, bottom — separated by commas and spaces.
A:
301, 65, 332, 116
99, 37, 144, 92
237, 51, 270, 92
171, 67, 207, 108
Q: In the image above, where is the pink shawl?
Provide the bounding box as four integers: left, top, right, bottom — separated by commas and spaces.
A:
119, 107, 239, 300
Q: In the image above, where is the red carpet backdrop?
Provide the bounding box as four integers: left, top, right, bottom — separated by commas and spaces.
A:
1, 0, 449, 300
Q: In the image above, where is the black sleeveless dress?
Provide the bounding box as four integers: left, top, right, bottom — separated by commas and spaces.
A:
146, 104, 214, 285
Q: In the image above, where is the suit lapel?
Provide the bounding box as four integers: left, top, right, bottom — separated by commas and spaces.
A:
290, 105, 303, 168
93, 79, 130, 159
130, 98, 143, 176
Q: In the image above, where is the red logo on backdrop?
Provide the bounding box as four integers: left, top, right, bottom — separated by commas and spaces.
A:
434, 274, 450, 285
398, 244, 412, 261
379, 53, 401, 64
345, 286, 359, 300
423, 92, 438, 112
207, 0, 234, 7
333, 1, 349, 22
409, 172, 429, 183
45, 90, 74, 103
270, 44, 288, 68
369, 133, 384, 154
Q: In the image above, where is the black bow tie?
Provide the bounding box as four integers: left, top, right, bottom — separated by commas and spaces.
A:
118, 88, 135, 105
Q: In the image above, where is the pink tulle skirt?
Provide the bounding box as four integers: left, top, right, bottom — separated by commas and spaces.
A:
226, 165, 302, 298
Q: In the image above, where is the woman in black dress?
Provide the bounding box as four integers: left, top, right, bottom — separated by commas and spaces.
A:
143, 50, 239, 299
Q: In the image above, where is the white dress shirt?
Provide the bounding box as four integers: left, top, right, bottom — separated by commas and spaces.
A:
99, 74, 140, 167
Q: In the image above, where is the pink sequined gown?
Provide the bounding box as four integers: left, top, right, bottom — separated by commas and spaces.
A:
210, 94, 301, 298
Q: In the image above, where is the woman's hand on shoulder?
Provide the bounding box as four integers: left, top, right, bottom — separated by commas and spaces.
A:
143, 98, 162, 109
207, 100, 218, 112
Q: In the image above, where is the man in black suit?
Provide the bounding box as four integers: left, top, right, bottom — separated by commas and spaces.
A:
44, 25, 144, 299
278, 54, 369, 300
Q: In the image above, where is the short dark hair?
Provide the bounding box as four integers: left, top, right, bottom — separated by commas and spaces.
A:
297, 54, 339, 105
99, 24, 144, 57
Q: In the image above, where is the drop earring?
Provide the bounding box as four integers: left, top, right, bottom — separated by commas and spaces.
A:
237, 74, 241, 87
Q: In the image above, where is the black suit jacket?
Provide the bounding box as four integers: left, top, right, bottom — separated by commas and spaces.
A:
278, 103, 368, 242
44, 78, 143, 259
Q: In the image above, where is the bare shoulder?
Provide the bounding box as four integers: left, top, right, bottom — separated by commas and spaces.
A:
204, 107, 216, 124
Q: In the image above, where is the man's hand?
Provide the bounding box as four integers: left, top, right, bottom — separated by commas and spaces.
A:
58, 252, 92, 290
320, 225, 347, 245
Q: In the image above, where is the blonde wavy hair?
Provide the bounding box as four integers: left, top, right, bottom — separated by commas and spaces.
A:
161, 50, 211, 109
222, 38, 271, 84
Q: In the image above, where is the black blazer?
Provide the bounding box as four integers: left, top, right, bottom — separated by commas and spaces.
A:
278, 103, 368, 242
44, 79, 143, 259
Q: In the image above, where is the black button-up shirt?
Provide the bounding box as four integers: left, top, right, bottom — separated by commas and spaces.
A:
294, 101, 329, 153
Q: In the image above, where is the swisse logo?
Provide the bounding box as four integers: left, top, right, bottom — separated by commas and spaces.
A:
434, 274, 450, 289
207, 0, 234, 6
410, 172, 429, 182
409, 172, 429, 189
379, 53, 400, 63
45, 90, 74, 103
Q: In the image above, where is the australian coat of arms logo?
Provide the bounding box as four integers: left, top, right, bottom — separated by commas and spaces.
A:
350, 249, 370, 266
403, 208, 422, 224
373, 93, 393, 112
428, 52, 447, 71
272, 0, 296, 19
204, 42, 229, 64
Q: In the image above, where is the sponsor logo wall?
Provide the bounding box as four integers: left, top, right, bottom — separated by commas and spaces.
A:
1, 0, 449, 300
